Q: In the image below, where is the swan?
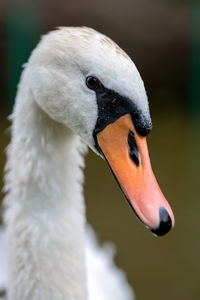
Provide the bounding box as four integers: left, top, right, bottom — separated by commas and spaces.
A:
1, 26, 175, 300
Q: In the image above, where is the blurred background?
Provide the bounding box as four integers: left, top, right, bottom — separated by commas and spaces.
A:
0, 0, 199, 299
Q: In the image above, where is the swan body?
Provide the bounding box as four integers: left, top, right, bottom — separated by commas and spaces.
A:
1, 27, 174, 300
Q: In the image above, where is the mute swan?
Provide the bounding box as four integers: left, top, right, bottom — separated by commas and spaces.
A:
1, 27, 175, 300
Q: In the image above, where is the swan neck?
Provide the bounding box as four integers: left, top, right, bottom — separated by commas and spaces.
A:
5, 78, 88, 300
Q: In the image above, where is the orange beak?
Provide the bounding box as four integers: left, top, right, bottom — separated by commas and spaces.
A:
97, 114, 175, 236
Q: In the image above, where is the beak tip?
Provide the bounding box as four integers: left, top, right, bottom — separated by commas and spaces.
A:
150, 207, 173, 237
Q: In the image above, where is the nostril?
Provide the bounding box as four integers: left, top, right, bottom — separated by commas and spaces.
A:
151, 207, 172, 236
128, 131, 139, 167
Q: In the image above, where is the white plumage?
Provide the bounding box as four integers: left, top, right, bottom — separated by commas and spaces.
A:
0, 27, 152, 299
0, 225, 134, 300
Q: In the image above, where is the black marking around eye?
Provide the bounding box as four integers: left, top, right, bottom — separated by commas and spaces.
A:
92, 83, 152, 141
128, 131, 139, 167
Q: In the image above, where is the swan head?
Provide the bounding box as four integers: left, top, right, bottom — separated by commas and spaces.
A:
29, 26, 174, 236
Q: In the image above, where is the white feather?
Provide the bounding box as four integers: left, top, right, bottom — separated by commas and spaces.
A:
0, 225, 134, 300
86, 226, 134, 300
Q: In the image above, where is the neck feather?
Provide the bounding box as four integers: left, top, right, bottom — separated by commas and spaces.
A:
4, 74, 88, 300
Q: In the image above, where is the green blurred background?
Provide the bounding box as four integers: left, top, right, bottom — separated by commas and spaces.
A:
0, 0, 200, 299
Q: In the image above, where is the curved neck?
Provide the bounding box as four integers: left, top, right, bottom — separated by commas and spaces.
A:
5, 76, 88, 300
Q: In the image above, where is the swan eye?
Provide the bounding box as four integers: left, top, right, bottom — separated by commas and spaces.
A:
86, 76, 100, 90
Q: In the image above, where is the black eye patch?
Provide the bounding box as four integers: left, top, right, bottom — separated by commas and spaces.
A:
92, 80, 152, 154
